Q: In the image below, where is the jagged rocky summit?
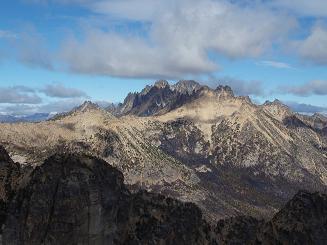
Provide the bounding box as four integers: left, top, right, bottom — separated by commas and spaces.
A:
0, 147, 326, 245
107, 80, 211, 116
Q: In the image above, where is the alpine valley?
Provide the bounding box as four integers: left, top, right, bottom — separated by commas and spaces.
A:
0, 80, 326, 244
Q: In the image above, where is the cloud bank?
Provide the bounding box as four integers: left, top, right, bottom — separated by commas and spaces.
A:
281, 80, 327, 96
41, 83, 88, 98
0, 86, 41, 104
207, 78, 265, 96
258, 60, 292, 69
285, 101, 327, 114
10, 0, 327, 79
64, 0, 295, 78
296, 24, 327, 65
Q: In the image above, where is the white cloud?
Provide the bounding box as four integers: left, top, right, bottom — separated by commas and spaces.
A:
0, 86, 42, 104
296, 25, 327, 65
91, 0, 165, 21
21, 0, 327, 77
61, 30, 216, 79
280, 80, 327, 96
0, 30, 17, 39
270, 0, 327, 17
59, 0, 296, 78
258, 60, 292, 69
206, 77, 265, 96
24, 0, 91, 4
0, 98, 82, 115
41, 83, 88, 98
285, 101, 327, 114
14, 27, 53, 69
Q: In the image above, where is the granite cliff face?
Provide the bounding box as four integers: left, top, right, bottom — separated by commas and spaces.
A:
0, 149, 326, 244
0, 80, 326, 222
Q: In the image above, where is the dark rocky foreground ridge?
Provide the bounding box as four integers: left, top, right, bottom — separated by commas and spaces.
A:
0, 146, 20, 232
1, 148, 214, 244
0, 146, 326, 245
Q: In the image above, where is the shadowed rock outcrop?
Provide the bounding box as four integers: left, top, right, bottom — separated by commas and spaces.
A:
214, 191, 327, 245
0, 146, 20, 230
215, 216, 264, 244
257, 190, 327, 245
3, 153, 215, 245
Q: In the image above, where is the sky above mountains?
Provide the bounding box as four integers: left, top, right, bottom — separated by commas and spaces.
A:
0, 0, 326, 115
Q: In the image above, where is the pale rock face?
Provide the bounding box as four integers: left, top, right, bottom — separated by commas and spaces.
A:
154, 80, 169, 89
195, 165, 212, 173
262, 99, 293, 122
171, 80, 203, 95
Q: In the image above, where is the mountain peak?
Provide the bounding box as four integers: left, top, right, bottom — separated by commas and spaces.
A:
264, 99, 285, 106
50, 101, 102, 121
154, 80, 169, 89
215, 85, 234, 97
263, 100, 292, 112
313, 112, 327, 120
75, 101, 100, 113
172, 80, 202, 95
272, 99, 283, 105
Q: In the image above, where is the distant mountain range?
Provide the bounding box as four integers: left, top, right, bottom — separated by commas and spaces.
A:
0, 113, 53, 123
0, 80, 326, 223
1, 80, 325, 123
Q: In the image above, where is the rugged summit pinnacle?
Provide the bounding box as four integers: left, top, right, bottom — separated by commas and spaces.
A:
172, 80, 203, 95
154, 80, 169, 89
108, 80, 204, 116
215, 85, 234, 97
108, 80, 240, 116
75, 100, 100, 112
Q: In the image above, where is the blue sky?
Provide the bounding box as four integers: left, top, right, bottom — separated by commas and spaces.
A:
0, 0, 326, 115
